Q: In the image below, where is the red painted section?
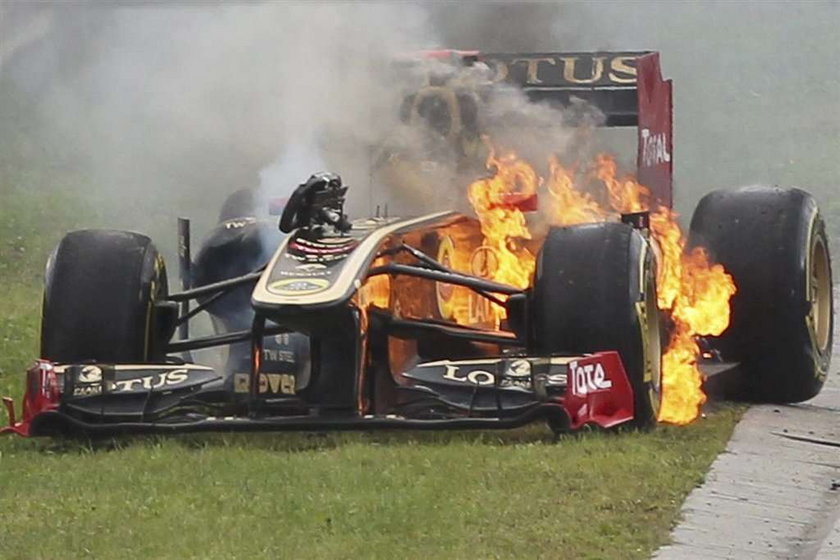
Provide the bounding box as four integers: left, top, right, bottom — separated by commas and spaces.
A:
636, 52, 673, 209
0, 360, 61, 437
419, 50, 480, 61
562, 351, 635, 429
491, 192, 539, 212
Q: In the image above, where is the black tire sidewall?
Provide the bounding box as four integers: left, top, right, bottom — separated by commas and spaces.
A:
531, 223, 659, 428
689, 187, 833, 402
41, 230, 167, 363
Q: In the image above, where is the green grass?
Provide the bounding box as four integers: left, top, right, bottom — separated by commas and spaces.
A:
0, 187, 89, 393
0, 187, 743, 559
0, 417, 740, 560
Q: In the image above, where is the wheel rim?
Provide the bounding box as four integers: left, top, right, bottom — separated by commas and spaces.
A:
811, 235, 831, 353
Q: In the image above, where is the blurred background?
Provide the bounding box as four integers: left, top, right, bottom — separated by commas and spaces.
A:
1, 1, 837, 249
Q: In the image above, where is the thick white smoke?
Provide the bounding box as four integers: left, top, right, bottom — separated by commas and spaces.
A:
2, 3, 592, 243
3, 3, 436, 247
3, 2, 837, 243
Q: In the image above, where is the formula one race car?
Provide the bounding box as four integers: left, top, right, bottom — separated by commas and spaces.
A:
2, 51, 833, 437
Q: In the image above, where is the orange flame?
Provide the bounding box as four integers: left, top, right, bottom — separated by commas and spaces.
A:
649, 209, 737, 423
595, 153, 650, 214
467, 143, 537, 326
545, 155, 603, 226
465, 146, 737, 425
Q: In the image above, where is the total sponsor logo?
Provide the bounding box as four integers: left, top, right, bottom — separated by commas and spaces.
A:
569, 360, 612, 397
72, 366, 190, 397
640, 128, 671, 167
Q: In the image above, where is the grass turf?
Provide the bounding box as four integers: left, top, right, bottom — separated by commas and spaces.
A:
0, 186, 742, 559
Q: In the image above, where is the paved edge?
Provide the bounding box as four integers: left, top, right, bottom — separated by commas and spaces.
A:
655, 286, 840, 560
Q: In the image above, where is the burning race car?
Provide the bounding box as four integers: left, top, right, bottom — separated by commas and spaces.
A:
2, 51, 833, 437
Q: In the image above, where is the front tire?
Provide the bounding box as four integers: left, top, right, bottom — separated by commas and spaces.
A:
41, 229, 169, 363
530, 223, 662, 429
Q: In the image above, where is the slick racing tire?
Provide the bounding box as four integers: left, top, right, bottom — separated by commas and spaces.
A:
688, 186, 833, 402
531, 223, 662, 429
41, 229, 169, 363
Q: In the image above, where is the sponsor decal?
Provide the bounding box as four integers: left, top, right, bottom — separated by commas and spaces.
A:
223, 217, 257, 229
315, 253, 346, 263
233, 373, 296, 395
78, 365, 103, 383
443, 364, 494, 386
296, 263, 327, 271
276, 269, 330, 277
468, 246, 498, 324
482, 53, 638, 86
439, 359, 536, 389
468, 296, 494, 325
268, 277, 330, 296
436, 236, 456, 320
569, 361, 612, 397
283, 237, 359, 269
506, 359, 531, 378
72, 369, 190, 397
73, 386, 103, 396
640, 128, 671, 167
470, 246, 499, 278
501, 359, 533, 389
262, 347, 295, 363
285, 251, 350, 265
288, 243, 353, 256
289, 237, 358, 255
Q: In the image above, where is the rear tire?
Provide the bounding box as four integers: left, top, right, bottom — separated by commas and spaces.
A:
688, 186, 833, 402
41, 229, 168, 363
531, 223, 662, 429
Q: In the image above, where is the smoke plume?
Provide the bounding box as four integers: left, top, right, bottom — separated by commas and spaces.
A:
2, 2, 837, 245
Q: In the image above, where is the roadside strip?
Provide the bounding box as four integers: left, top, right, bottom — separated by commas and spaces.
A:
655, 286, 840, 560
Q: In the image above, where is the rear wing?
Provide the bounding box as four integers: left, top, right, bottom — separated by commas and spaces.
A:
476, 51, 673, 208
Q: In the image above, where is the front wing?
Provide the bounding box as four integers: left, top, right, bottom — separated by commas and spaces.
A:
2, 351, 635, 437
